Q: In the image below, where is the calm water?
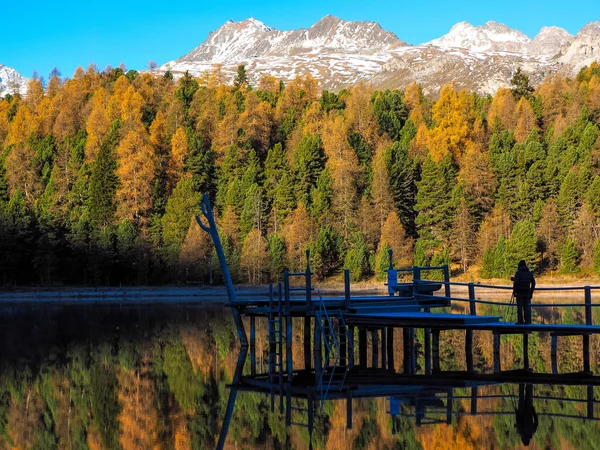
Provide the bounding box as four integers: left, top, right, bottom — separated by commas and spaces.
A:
0, 301, 597, 449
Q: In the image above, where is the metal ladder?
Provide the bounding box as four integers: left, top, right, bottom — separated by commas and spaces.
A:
315, 290, 352, 408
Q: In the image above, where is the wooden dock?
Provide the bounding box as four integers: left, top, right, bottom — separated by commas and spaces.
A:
192, 194, 600, 449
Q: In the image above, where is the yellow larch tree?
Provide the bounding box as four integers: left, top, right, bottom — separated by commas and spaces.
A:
345, 82, 379, 148
85, 88, 111, 162
428, 84, 473, 162
240, 228, 268, 284
487, 88, 516, 130
282, 203, 313, 271
322, 114, 359, 236
169, 127, 189, 190
116, 129, 156, 225
240, 91, 273, 154
514, 96, 537, 143
371, 142, 394, 229
378, 211, 413, 266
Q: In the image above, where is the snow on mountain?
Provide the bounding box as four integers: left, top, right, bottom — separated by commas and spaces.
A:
0, 65, 28, 97
426, 21, 531, 53
558, 21, 600, 73
529, 26, 573, 57
159, 17, 600, 94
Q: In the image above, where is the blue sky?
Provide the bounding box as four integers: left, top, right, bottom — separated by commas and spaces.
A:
2, 0, 599, 80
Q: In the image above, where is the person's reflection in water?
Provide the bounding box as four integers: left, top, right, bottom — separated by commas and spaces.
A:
515, 384, 538, 446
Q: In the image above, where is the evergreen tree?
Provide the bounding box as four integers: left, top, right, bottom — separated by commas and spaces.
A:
509, 67, 534, 100
559, 238, 580, 274
386, 141, 417, 236
312, 226, 342, 280
292, 134, 325, 207
344, 232, 371, 282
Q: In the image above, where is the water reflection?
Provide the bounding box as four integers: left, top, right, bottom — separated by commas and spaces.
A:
0, 303, 597, 449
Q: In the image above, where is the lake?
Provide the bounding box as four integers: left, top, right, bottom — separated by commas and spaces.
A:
0, 300, 598, 449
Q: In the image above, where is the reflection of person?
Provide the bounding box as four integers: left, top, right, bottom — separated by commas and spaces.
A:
513, 260, 536, 324
515, 384, 538, 446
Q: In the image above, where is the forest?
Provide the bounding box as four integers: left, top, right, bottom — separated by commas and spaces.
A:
1, 63, 600, 286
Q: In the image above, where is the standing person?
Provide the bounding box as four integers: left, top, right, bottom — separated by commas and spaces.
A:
513, 260, 536, 324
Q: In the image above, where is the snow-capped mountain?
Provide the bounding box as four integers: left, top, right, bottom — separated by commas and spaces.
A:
159, 17, 600, 94
426, 21, 532, 53
0, 65, 28, 97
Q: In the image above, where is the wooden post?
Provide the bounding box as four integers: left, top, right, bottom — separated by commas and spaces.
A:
432, 330, 440, 373
314, 315, 322, 383
381, 327, 387, 370
359, 328, 367, 369
285, 386, 292, 426
250, 316, 256, 376
425, 328, 432, 375
372, 330, 379, 368
551, 335, 558, 375
304, 316, 312, 370
584, 286, 592, 373
468, 283, 476, 315
387, 327, 395, 371
348, 327, 355, 369
286, 316, 293, 382
344, 269, 351, 310
493, 333, 501, 373
413, 266, 421, 299
443, 264, 451, 299
346, 390, 353, 430
340, 323, 347, 366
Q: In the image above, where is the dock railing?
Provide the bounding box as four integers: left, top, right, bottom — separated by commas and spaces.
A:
414, 279, 600, 326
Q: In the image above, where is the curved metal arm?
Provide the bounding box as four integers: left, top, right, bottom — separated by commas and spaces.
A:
195, 215, 210, 233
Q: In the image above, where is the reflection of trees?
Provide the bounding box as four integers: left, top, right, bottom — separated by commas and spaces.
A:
0, 306, 598, 448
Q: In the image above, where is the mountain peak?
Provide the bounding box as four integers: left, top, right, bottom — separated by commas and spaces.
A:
0, 64, 29, 97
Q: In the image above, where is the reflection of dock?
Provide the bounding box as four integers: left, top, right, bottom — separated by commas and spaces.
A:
217, 348, 600, 448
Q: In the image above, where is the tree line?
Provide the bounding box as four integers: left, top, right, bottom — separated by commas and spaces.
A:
0, 63, 600, 286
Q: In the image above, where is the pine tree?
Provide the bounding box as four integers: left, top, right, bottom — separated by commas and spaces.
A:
344, 232, 371, 282
312, 226, 342, 280
559, 238, 580, 274
510, 68, 534, 100
292, 134, 325, 207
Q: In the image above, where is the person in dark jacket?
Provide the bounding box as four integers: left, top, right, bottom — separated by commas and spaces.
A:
513, 260, 535, 324
515, 383, 538, 446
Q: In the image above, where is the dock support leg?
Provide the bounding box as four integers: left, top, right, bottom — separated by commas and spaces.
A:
250, 316, 256, 376
314, 317, 322, 383
403, 328, 410, 374
286, 317, 293, 382
340, 323, 347, 367
304, 316, 311, 370
584, 335, 591, 373
410, 328, 417, 374
381, 328, 387, 370
588, 385, 594, 419
387, 327, 395, 371
432, 330, 440, 373
359, 328, 367, 369
471, 386, 478, 415
308, 390, 314, 444
466, 330, 474, 373
446, 389, 453, 425
551, 335, 558, 375
523, 334, 529, 371
285, 385, 291, 426
346, 390, 353, 430
493, 333, 501, 373
424, 328, 431, 375
372, 330, 379, 368
348, 327, 355, 369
